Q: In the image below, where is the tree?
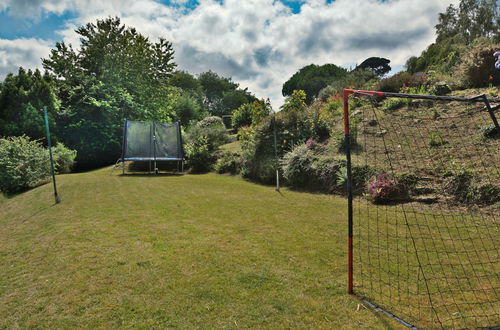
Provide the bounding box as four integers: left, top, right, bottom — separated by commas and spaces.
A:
198, 71, 256, 116
435, 0, 498, 44
42, 17, 178, 168
280, 90, 307, 113
282, 64, 348, 104
0, 68, 59, 141
231, 99, 272, 129
355, 57, 391, 76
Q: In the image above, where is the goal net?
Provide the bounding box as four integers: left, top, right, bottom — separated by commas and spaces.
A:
343, 89, 500, 329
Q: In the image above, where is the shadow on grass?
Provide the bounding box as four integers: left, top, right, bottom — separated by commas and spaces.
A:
119, 172, 184, 177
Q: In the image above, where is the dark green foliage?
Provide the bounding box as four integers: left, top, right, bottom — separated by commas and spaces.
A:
473, 183, 500, 204
436, 0, 499, 45
442, 170, 499, 205
406, 0, 498, 74
355, 57, 391, 76
198, 71, 256, 116
231, 103, 254, 129
443, 170, 474, 203
185, 136, 212, 173
480, 125, 500, 139
405, 39, 466, 74
172, 93, 203, 126
52, 143, 77, 174
0, 136, 50, 193
335, 164, 376, 195
0, 68, 59, 141
42, 17, 177, 168
318, 70, 377, 100
214, 151, 241, 174
282, 64, 348, 103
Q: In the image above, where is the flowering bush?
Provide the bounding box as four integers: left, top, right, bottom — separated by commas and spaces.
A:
367, 173, 408, 204
305, 138, 317, 149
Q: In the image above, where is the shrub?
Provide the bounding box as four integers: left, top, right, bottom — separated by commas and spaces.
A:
318, 69, 377, 100
187, 117, 228, 151
231, 100, 271, 130
281, 144, 317, 187
443, 170, 473, 203
238, 126, 278, 184
376, 72, 430, 93
453, 40, 500, 88
335, 164, 375, 195
429, 131, 448, 147
185, 136, 212, 173
197, 116, 225, 129
480, 125, 499, 139
0, 136, 50, 193
472, 184, 500, 205
231, 103, 253, 129
52, 143, 77, 174
443, 169, 500, 205
367, 173, 409, 204
313, 155, 344, 193
214, 151, 241, 174
382, 98, 406, 112
428, 81, 451, 95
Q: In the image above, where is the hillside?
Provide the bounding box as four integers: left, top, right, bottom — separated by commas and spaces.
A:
0, 168, 399, 329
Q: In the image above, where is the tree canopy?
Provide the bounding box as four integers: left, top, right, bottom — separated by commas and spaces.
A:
282, 64, 348, 104
198, 71, 256, 116
41, 16, 178, 168
407, 0, 499, 74
355, 57, 391, 76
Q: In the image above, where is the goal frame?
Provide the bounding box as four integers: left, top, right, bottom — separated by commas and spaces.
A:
342, 88, 500, 328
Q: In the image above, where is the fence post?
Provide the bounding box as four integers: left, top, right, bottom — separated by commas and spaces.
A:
43, 106, 60, 204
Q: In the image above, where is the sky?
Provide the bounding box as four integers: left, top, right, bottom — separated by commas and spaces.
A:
0, 0, 459, 108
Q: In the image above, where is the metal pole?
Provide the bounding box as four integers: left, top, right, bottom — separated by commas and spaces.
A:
122, 120, 127, 175
343, 90, 353, 294
43, 106, 60, 204
273, 115, 280, 191
481, 95, 500, 132
153, 121, 157, 174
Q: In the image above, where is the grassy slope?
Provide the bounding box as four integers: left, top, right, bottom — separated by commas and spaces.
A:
0, 168, 398, 329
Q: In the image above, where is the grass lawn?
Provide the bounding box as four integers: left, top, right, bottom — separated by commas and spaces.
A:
0, 168, 398, 328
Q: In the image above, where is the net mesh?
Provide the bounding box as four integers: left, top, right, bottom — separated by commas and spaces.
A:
347, 93, 500, 329
123, 121, 182, 161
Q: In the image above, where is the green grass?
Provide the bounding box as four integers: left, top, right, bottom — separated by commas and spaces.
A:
220, 139, 241, 153
0, 168, 398, 329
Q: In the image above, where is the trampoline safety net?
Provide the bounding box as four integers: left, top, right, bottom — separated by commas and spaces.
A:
122, 120, 183, 161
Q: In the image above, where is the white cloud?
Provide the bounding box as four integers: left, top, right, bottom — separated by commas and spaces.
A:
0, 38, 52, 77
0, 0, 460, 108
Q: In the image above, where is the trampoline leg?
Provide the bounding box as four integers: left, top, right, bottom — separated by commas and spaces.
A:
122, 159, 125, 175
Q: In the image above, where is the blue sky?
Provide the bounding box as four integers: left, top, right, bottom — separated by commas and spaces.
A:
0, 0, 457, 107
